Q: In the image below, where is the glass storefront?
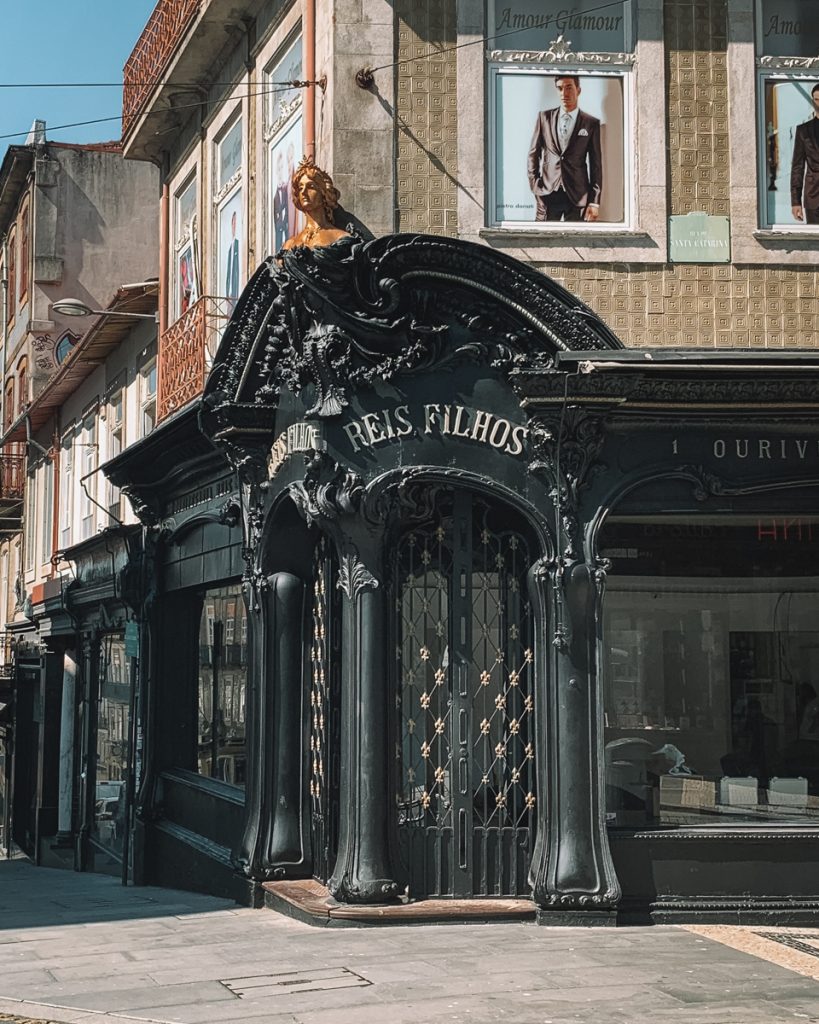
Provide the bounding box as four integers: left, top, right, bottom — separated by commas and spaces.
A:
197, 584, 247, 787
602, 515, 819, 827
90, 634, 130, 871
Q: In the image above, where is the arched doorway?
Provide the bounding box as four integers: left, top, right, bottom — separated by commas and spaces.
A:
394, 489, 538, 898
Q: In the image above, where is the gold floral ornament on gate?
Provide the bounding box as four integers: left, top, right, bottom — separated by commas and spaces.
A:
282, 157, 351, 251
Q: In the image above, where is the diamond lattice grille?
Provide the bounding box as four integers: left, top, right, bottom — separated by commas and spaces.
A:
310, 539, 329, 811
395, 493, 536, 897
397, 527, 453, 828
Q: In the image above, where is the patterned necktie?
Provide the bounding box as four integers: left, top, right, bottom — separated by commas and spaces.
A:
559, 112, 571, 149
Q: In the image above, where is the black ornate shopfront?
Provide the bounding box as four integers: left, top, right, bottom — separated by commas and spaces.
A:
108, 234, 819, 923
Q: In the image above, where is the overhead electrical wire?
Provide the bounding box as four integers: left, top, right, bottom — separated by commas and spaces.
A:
0, 83, 313, 141
0, 0, 626, 139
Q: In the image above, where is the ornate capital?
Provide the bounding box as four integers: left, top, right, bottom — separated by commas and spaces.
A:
289, 451, 364, 528
336, 551, 379, 601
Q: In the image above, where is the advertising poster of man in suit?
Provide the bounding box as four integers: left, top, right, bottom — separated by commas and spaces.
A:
269, 115, 303, 250
218, 190, 243, 305
791, 82, 819, 225
527, 75, 602, 221
764, 78, 819, 228
492, 70, 625, 226
273, 153, 289, 250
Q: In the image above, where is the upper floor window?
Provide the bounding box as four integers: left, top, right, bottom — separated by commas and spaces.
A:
59, 433, 73, 550
140, 359, 157, 437
174, 174, 199, 320
40, 458, 54, 565
107, 388, 124, 518
80, 414, 98, 542
266, 35, 304, 253
756, 2, 819, 231
18, 204, 29, 306
486, 2, 633, 231
54, 331, 78, 365
16, 358, 27, 416
6, 231, 16, 324
24, 469, 36, 573
4, 382, 13, 430
214, 117, 243, 305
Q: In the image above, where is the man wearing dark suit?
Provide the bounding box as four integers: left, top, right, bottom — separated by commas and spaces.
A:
527, 75, 602, 222
791, 82, 819, 226
273, 153, 289, 250
225, 210, 240, 301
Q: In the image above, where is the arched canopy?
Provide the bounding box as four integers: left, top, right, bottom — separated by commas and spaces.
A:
201, 232, 622, 446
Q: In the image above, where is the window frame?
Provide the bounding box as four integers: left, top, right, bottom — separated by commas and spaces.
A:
59, 430, 74, 551
80, 414, 98, 542
756, 69, 819, 233
173, 172, 200, 322
213, 111, 244, 304
486, 61, 635, 232
139, 358, 157, 438
264, 32, 304, 254
6, 229, 15, 327
40, 456, 54, 567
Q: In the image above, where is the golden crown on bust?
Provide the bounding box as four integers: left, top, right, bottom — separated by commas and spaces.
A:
291, 156, 341, 222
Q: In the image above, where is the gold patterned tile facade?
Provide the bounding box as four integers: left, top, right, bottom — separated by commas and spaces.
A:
666, 0, 729, 216
395, 0, 458, 234
539, 0, 818, 349
544, 265, 819, 349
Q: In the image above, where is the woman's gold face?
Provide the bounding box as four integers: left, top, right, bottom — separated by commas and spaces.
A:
296, 174, 323, 214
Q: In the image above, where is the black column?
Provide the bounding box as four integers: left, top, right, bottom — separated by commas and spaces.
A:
327, 536, 400, 904
529, 556, 620, 924
236, 573, 310, 884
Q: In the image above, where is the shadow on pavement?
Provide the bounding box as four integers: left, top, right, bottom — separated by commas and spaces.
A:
0, 858, 235, 931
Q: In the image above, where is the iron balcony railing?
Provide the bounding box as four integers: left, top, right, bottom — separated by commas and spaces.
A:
157, 295, 232, 423
0, 450, 25, 502
122, 0, 202, 141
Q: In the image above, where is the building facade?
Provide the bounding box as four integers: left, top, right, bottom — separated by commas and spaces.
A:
4, 0, 819, 923
0, 126, 158, 869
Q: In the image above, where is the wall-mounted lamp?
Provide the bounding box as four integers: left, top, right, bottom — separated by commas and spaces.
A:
51, 298, 158, 322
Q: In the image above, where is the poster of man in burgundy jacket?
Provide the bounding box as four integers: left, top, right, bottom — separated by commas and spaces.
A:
527, 75, 603, 222
790, 82, 819, 225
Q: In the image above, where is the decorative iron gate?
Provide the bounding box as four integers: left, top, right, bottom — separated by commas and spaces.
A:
309, 535, 341, 882
396, 491, 536, 898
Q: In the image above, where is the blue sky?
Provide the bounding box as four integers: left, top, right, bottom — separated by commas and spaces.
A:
0, 0, 157, 146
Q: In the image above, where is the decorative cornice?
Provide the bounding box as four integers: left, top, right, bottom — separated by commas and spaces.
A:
617, 828, 819, 841
213, 168, 242, 206
759, 55, 819, 70
491, 37, 634, 65
515, 370, 819, 411
264, 97, 302, 143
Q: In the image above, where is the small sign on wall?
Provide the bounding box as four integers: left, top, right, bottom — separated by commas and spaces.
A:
669, 212, 730, 263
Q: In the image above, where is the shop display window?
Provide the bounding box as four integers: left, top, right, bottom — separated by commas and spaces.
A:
197, 583, 247, 787
486, 1, 633, 230
602, 515, 819, 827
92, 634, 130, 863
756, 1, 819, 231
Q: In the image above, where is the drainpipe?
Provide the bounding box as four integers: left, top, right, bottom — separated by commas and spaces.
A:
158, 182, 169, 339
305, 0, 316, 158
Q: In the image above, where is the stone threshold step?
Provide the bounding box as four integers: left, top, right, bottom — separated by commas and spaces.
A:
262, 878, 536, 927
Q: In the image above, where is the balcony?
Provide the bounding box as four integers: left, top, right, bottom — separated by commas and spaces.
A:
122, 0, 202, 141
0, 449, 24, 503
157, 296, 232, 424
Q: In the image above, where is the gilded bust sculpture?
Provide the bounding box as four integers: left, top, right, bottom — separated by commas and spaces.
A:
282, 157, 350, 251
